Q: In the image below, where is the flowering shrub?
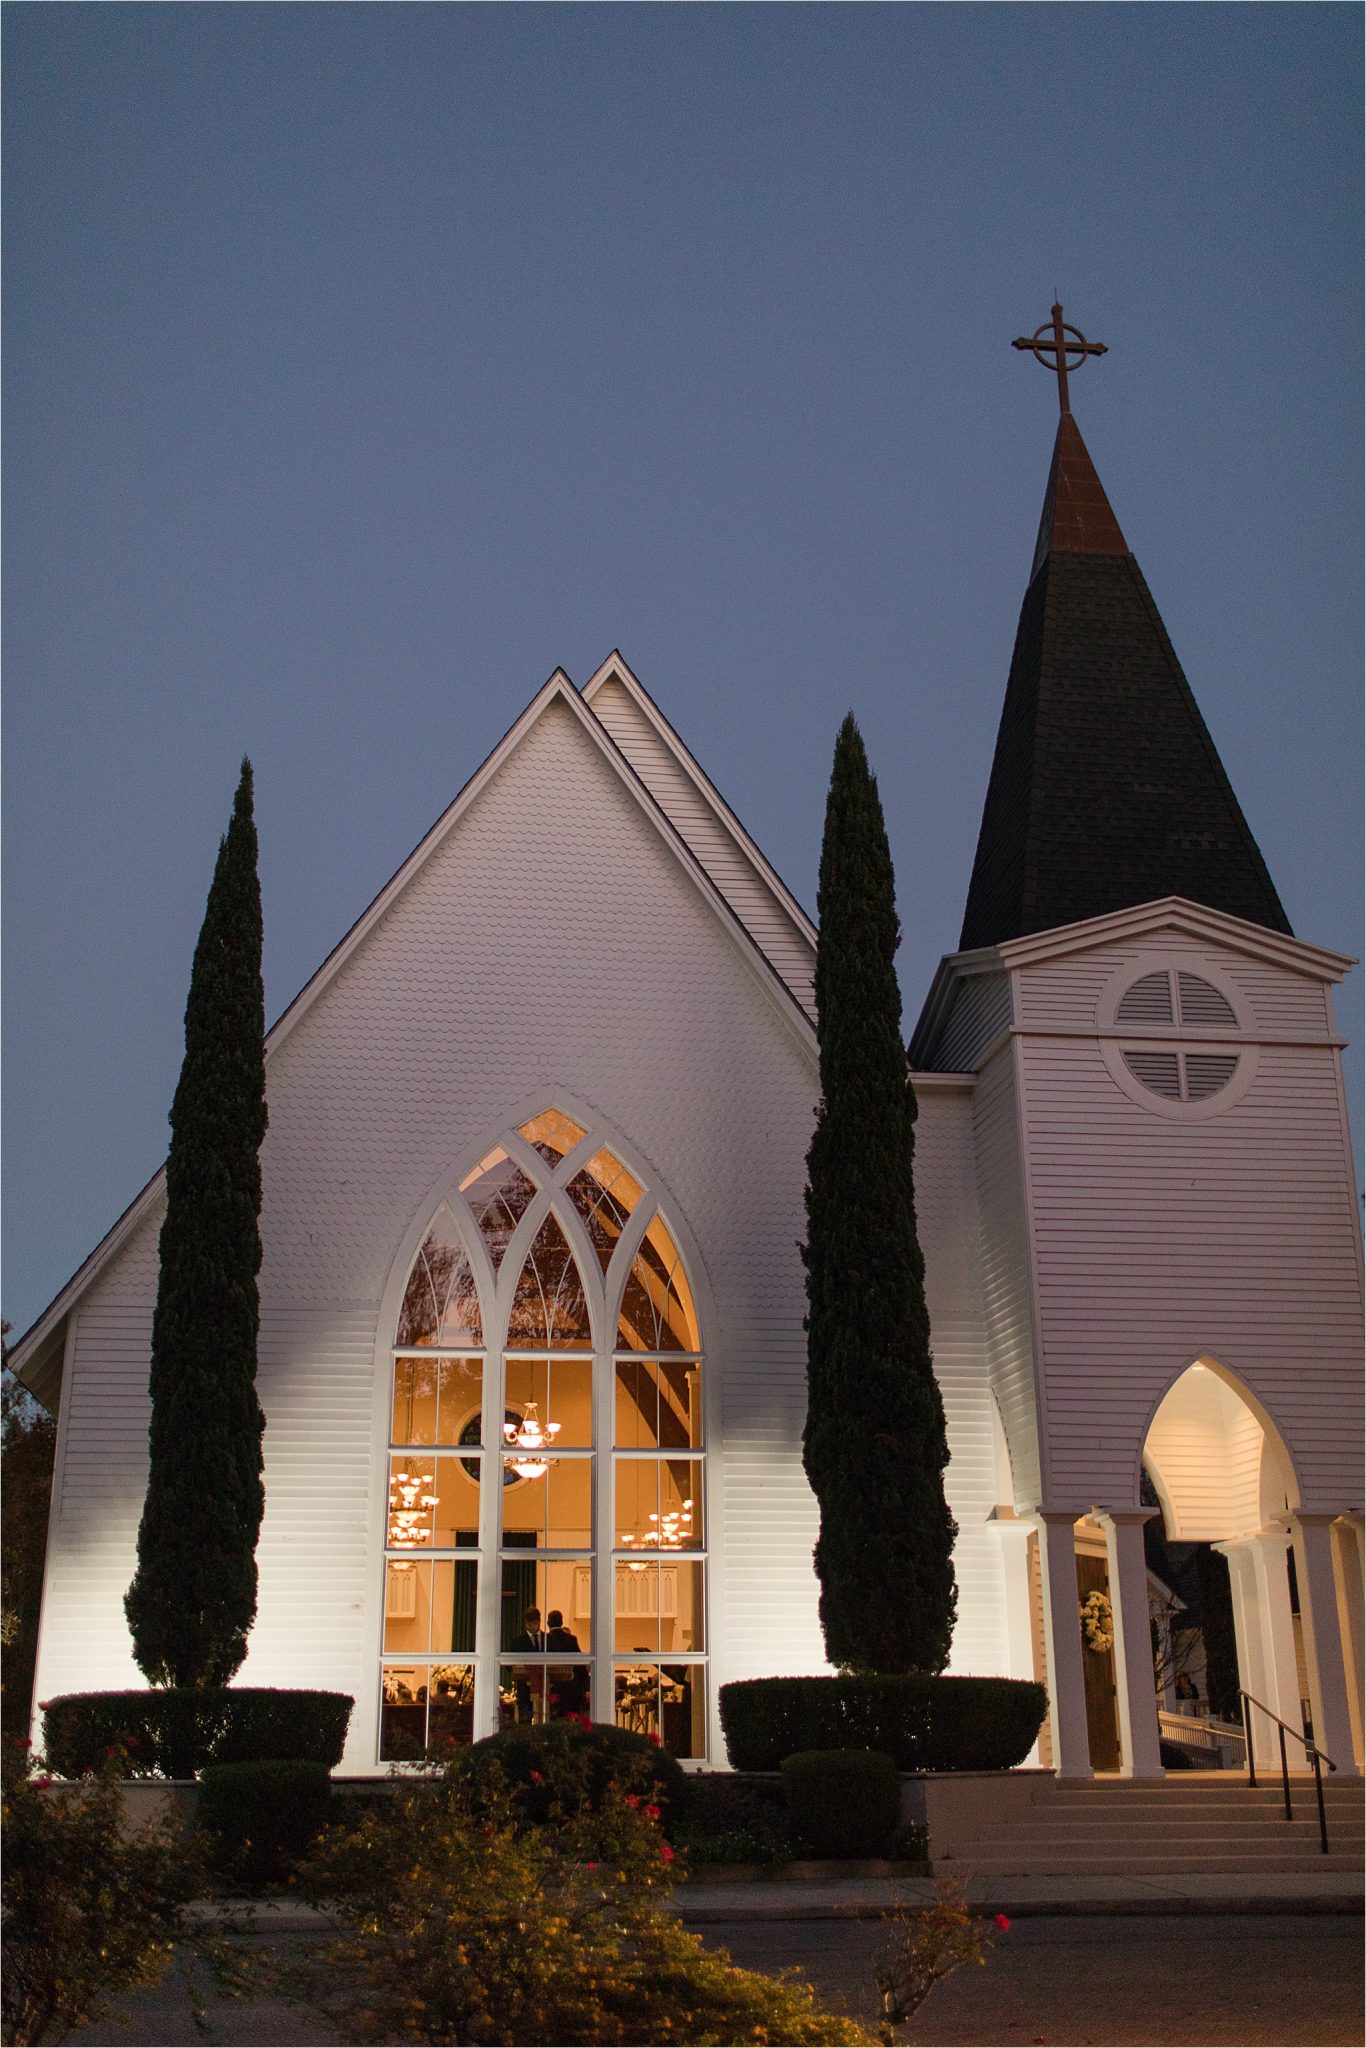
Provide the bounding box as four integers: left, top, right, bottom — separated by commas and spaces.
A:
873, 1877, 1007, 2043
452, 1714, 684, 1822
0, 1736, 198, 2045
296, 1725, 873, 2044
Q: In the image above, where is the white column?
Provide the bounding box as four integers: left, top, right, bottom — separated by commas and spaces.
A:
1098, 1509, 1164, 1779
1291, 1513, 1360, 1777
1332, 1516, 1364, 1768
988, 1514, 1043, 1766
1033, 1511, 1091, 1778
1218, 1535, 1282, 1770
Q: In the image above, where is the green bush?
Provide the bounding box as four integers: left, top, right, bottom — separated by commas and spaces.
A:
452, 1716, 684, 1822
780, 1748, 901, 1858
1, 1737, 198, 2045
198, 1759, 333, 1887
296, 1731, 874, 2044
720, 1674, 1047, 1772
671, 1771, 798, 1866
41, 1687, 353, 1780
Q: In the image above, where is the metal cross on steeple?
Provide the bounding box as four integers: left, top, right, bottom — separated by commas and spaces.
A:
1012, 301, 1107, 415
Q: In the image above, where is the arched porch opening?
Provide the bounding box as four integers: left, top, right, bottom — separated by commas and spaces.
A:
1141, 1357, 1360, 1776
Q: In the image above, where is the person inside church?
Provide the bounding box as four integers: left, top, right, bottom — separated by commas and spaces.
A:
508, 1606, 544, 1723
544, 1608, 588, 1717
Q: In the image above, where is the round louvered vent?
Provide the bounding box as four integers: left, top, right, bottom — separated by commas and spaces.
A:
1107, 965, 1248, 1111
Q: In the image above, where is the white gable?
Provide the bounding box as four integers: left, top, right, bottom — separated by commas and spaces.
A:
583, 654, 816, 1019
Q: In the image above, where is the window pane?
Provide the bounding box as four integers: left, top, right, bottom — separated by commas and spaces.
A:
431, 1457, 482, 1548
460, 1149, 538, 1269
518, 1109, 588, 1164
613, 1662, 705, 1759
500, 1456, 593, 1549
614, 1360, 701, 1449
614, 1560, 704, 1654
380, 1663, 473, 1761
506, 1357, 592, 1449
507, 1216, 592, 1349
615, 1459, 702, 1552
388, 1455, 438, 1549
499, 1559, 593, 1653
392, 1357, 482, 1447
499, 1661, 592, 1730
397, 1208, 482, 1347
565, 1150, 643, 1273
616, 1214, 699, 1351
383, 1559, 477, 1653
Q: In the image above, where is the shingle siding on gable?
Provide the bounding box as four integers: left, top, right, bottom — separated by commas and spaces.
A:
588, 676, 817, 1020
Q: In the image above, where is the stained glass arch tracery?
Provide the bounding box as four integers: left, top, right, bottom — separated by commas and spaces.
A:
382, 1112, 706, 1765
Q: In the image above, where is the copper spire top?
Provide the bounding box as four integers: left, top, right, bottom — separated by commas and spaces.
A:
1012, 300, 1107, 415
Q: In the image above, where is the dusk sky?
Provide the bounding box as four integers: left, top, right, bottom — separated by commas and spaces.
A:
5, 5, 1361, 1338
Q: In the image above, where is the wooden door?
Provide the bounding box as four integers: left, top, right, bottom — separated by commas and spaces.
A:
1076, 1550, 1121, 1770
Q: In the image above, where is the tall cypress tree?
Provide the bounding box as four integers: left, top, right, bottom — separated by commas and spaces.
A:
802, 715, 957, 1674
126, 761, 268, 1687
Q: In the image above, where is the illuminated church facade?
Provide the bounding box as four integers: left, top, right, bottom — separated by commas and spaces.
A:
16, 390, 1363, 1779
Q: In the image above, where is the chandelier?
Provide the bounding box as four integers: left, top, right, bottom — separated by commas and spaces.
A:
502, 1401, 560, 1480
388, 1465, 437, 1547
620, 1497, 694, 1567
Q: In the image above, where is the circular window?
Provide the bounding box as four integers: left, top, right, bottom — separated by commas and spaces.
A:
1099, 960, 1256, 1120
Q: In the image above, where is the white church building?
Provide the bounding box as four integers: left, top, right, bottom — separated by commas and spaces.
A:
16, 399, 1363, 1780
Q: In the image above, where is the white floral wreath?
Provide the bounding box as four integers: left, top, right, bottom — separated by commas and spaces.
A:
1079, 1590, 1114, 1655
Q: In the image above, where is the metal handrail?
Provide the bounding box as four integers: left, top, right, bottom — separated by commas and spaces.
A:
1239, 1689, 1337, 1855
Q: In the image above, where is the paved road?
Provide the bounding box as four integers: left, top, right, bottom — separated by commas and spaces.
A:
68, 1912, 1362, 2045
692, 1913, 1364, 2047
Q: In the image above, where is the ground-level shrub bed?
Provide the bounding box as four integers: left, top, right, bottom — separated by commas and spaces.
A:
40, 1687, 353, 1780
198, 1759, 333, 1887
780, 1748, 902, 1859
451, 1714, 684, 1823
293, 1719, 876, 2044
1, 1737, 198, 2046
719, 1673, 1048, 1772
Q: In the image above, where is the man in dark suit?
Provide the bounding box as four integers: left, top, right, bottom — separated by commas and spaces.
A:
508, 1606, 544, 1722
545, 1607, 589, 1718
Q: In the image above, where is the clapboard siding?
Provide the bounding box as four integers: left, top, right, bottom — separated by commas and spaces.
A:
1017, 933, 1333, 1038
918, 1086, 1011, 1675
1015, 932, 1363, 1511
589, 677, 817, 1019
970, 1044, 1043, 1508
33, 695, 856, 1765
933, 972, 1013, 1072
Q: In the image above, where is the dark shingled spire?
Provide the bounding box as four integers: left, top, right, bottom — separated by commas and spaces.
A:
959, 413, 1291, 950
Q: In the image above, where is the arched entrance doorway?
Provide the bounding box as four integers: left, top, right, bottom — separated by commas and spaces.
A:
1142, 1357, 1357, 1773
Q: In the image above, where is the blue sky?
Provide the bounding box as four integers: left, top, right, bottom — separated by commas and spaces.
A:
5, 4, 1361, 1336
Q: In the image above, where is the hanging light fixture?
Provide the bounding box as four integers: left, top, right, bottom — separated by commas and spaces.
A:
502, 1401, 560, 1480
620, 1497, 694, 1562
388, 1465, 437, 1546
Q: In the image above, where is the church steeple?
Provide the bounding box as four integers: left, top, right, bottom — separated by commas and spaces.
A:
958, 306, 1291, 952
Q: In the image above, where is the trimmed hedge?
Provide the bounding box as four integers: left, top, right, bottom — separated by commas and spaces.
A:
453, 1717, 684, 1822
41, 1688, 353, 1781
719, 1675, 1047, 1773
780, 1748, 901, 1858
198, 1759, 333, 1886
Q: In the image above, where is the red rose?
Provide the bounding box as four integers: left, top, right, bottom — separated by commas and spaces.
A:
659, 1843, 675, 1863
643, 1803, 660, 1821
647, 1732, 662, 1746
529, 1769, 543, 1782
37, 1703, 51, 1713
35, 1777, 53, 1790
586, 1861, 599, 1871
994, 1913, 1011, 1931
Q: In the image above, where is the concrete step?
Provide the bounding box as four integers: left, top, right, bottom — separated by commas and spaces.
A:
939, 1851, 1363, 1876
972, 1819, 1361, 1842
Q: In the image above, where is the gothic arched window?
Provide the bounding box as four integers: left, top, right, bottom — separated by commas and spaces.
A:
380, 1113, 706, 1764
